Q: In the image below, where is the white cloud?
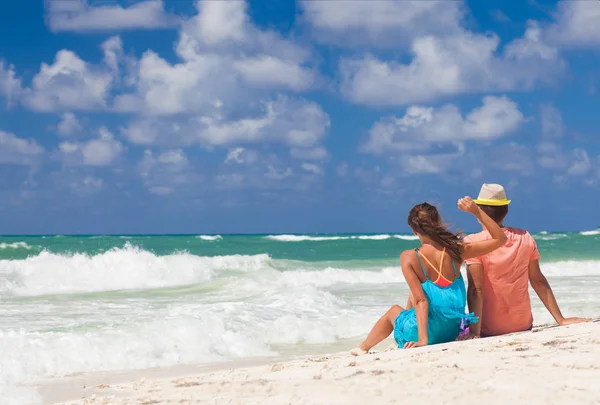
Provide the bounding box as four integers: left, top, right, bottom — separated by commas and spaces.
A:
265, 165, 293, 181
225, 148, 245, 164
537, 143, 566, 170
224, 147, 259, 165
401, 155, 446, 174
233, 56, 314, 91
57, 112, 83, 136
102, 36, 124, 73
300, 0, 464, 48
187, 0, 247, 45
0, 130, 45, 165
23, 50, 114, 112
301, 163, 323, 175
567, 149, 591, 176
534, 106, 594, 181
59, 127, 124, 166
138, 149, 197, 195
545, 1, 600, 48
215, 149, 324, 193
139, 149, 187, 176
157, 149, 186, 165
115, 1, 315, 116
484, 143, 534, 174
362, 96, 524, 154
340, 22, 561, 107
0, 62, 22, 107
45, 0, 180, 33
122, 96, 330, 148
5, 0, 329, 192
399, 142, 534, 177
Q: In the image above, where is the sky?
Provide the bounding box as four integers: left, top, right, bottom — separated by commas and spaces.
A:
0, 0, 599, 235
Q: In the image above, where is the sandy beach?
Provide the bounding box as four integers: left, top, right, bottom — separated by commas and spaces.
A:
38, 321, 600, 405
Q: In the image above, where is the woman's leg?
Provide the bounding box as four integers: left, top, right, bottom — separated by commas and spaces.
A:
351, 305, 403, 356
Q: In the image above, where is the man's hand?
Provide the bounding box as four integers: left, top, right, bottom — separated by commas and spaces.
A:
458, 196, 479, 215
403, 340, 427, 349
559, 317, 591, 326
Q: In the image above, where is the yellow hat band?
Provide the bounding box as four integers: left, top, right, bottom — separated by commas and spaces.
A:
474, 198, 511, 206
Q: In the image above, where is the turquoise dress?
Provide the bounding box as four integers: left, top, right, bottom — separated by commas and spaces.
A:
393, 248, 478, 347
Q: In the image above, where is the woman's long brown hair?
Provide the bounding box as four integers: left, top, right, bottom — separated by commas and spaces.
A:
407, 203, 464, 263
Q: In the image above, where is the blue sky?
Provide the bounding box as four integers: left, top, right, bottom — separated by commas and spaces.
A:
0, 0, 599, 234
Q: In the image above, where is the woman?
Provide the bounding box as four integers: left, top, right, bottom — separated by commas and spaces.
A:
351, 196, 507, 355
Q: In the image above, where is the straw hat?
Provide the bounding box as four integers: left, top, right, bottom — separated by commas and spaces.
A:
473, 183, 511, 206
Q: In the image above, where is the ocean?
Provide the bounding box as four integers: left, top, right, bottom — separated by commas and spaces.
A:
1, 232, 599, 403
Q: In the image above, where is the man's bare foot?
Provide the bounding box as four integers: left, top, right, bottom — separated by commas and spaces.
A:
350, 347, 368, 356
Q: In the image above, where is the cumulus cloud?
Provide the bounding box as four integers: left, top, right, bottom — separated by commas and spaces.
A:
101, 36, 124, 74
59, 127, 125, 166
300, 0, 464, 48
399, 142, 534, 177
533, 105, 596, 183
139, 148, 187, 176
114, 1, 315, 116
214, 149, 324, 193
233, 56, 314, 91
121, 96, 330, 148
300, 163, 323, 175
0, 61, 22, 107
401, 155, 448, 175
0, 130, 45, 165
22, 49, 114, 112
137, 149, 199, 195
362, 96, 524, 154
45, 0, 180, 33
5, 0, 329, 195
341, 22, 561, 107
545, 1, 600, 48
57, 113, 83, 136
224, 147, 259, 165
567, 149, 592, 176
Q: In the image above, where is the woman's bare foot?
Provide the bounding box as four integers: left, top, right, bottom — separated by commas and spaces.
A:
350, 346, 368, 356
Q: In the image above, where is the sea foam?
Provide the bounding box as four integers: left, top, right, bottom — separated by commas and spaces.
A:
0, 243, 271, 296
195, 235, 223, 241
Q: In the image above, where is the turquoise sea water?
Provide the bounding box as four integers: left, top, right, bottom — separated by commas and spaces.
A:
0, 231, 599, 403
1, 231, 599, 261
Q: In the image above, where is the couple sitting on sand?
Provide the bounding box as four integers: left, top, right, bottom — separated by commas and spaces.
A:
351, 184, 588, 355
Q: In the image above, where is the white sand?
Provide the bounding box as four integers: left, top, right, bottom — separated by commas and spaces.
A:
43, 321, 600, 405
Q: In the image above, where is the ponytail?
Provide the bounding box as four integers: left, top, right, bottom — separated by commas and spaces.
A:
408, 203, 464, 263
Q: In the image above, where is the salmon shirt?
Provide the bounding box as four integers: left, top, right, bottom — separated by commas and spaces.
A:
464, 227, 540, 336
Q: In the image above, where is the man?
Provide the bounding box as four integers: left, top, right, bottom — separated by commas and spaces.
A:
462, 183, 587, 338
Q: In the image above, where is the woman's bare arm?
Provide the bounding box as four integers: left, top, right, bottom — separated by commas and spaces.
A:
458, 197, 508, 261
400, 250, 428, 347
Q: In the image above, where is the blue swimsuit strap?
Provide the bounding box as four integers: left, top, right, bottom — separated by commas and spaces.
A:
451, 257, 458, 278
414, 248, 428, 280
